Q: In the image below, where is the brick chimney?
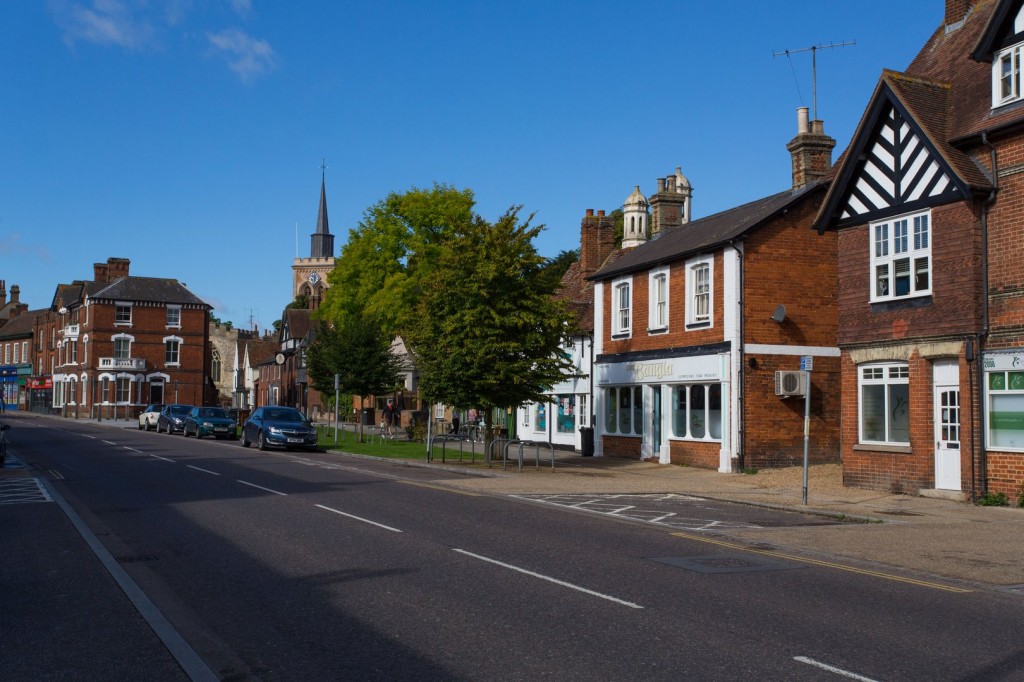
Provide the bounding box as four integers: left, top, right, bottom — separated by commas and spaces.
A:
10, 285, 19, 305
649, 166, 692, 234
0, 280, 5, 305
94, 257, 131, 282
945, 0, 971, 27
786, 107, 835, 189
580, 209, 616, 278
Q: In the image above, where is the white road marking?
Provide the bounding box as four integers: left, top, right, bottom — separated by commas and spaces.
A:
123, 447, 142, 453
150, 454, 174, 462
238, 480, 287, 496
794, 656, 880, 681
187, 465, 220, 476
452, 549, 643, 609
315, 504, 403, 532
102, 440, 116, 445
82, 434, 96, 439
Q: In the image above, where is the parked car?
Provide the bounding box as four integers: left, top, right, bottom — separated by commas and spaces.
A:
241, 406, 318, 451
183, 406, 237, 439
157, 404, 192, 434
138, 404, 164, 431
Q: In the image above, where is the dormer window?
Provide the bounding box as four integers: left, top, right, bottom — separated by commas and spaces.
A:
994, 43, 1023, 106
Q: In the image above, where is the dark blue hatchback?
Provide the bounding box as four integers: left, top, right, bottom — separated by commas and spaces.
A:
241, 407, 318, 451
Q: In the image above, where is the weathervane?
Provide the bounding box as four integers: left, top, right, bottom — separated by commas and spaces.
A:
773, 41, 856, 121
320, 158, 328, 178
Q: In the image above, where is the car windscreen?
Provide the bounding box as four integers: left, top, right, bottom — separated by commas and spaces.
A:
200, 408, 228, 418
170, 405, 191, 415
265, 409, 304, 422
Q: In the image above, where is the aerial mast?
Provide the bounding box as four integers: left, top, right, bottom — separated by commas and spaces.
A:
773, 40, 856, 121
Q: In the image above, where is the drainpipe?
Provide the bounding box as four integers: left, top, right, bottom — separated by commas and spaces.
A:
978, 131, 997, 497
730, 239, 745, 472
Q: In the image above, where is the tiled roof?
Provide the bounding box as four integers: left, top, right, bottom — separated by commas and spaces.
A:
0, 309, 46, 339
590, 182, 825, 281
247, 339, 279, 366
555, 261, 594, 334
89, 277, 211, 307
282, 308, 312, 341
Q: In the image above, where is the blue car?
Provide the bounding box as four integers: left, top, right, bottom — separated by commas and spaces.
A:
157, 404, 192, 434
183, 406, 237, 439
241, 406, 318, 451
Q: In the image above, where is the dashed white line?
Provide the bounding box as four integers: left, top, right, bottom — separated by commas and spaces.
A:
452, 549, 643, 609
123, 447, 142, 453
238, 480, 287, 496
102, 440, 117, 445
793, 657, 879, 680
187, 465, 220, 476
150, 454, 174, 462
315, 504, 403, 532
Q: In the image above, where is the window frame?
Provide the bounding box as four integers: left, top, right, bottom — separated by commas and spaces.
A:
648, 267, 670, 333
611, 276, 632, 338
114, 302, 133, 326
685, 255, 713, 329
164, 336, 183, 366
858, 362, 911, 445
986, 369, 1024, 451
870, 210, 932, 303
603, 386, 643, 436
993, 42, 1024, 107
166, 305, 182, 328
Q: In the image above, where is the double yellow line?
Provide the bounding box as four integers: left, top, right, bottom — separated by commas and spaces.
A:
671, 532, 972, 593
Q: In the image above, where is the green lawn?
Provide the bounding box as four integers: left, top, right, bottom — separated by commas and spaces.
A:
314, 425, 487, 463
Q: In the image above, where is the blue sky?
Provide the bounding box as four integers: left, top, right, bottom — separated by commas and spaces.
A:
2, 0, 939, 333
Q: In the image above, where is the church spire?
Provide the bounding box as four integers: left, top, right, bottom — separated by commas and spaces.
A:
310, 160, 334, 258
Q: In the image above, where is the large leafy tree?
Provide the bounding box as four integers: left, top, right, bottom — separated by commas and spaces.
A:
317, 183, 476, 335
306, 316, 403, 441
405, 207, 574, 446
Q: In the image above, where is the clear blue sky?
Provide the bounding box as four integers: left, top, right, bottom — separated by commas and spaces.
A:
2, 1, 939, 333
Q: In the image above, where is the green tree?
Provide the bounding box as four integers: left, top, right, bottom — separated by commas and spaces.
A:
306, 317, 403, 442
318, 183, 476, 335
405, 207, 574, 448
539, 248, 580, 291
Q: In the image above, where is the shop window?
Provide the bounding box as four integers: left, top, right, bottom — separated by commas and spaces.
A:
987, 370, 1024, 450
671, 383, 722, 440
604, 386, 642, 435
859, 363, 910, 444
556, 395, 575, 433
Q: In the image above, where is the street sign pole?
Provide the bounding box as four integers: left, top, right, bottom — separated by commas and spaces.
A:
334, 374, 340, 447
800, 356, 813, 505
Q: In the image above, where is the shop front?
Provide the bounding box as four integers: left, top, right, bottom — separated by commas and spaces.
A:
594, 350, 732, 471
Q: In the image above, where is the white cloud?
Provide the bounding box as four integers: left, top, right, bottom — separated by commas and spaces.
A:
50, 0, 153, 50
207, 27, 275, 83
229, 0, 251, 17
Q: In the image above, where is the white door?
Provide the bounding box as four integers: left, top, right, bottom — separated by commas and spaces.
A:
933, 361, 961, 491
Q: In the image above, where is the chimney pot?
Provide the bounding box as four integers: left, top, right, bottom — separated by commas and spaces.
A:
597, 210, 605, 217
811, 119, 825, 135
797, 107, 809, 134
586, 208, 594, 217
657, 178, 666, 192
10, 285, 19, 305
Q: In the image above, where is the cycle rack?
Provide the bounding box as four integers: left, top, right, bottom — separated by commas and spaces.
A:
501, 439, 554, 472
427, 435, 475, 464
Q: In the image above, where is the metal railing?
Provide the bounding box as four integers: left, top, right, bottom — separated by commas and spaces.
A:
427, 434, 476, 464
501, 439, 555, 472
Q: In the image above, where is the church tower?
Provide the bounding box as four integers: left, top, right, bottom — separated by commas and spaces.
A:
292, 166, 336, 310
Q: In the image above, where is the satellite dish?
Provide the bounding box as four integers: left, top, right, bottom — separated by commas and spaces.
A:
770, 304, 786, 323
275, 353, 286, 365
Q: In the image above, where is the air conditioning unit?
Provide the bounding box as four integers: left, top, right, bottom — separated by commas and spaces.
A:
775, 370, 808, 397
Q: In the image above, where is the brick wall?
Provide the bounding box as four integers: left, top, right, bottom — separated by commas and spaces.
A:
837, 201, 982, 346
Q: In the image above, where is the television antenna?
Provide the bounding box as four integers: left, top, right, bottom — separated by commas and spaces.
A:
772, 41, 855, 121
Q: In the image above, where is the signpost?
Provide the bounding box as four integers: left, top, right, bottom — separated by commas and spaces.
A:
334, 373, 340, 447
800, 356, 813, 505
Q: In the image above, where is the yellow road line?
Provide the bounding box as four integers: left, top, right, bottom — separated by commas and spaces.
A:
398, 480, 480, 497
671, 532, 972, 593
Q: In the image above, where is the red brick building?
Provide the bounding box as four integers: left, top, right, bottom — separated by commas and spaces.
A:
590, 114, 841, 472
30, 257, 212, 418
814, 0, 1024, 499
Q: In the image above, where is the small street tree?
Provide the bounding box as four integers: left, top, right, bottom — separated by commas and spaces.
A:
306, 316, 403, 442
405, 207, 574, 449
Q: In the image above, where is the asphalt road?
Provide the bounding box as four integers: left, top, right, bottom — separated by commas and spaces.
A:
9, 419, 1024, 681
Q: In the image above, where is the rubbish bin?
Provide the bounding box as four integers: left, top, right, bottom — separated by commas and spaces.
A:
361, 407, 375, 426
579, 426, 594, 456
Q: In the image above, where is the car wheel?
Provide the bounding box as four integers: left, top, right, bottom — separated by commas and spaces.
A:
183, 426, 190, 437
257, 431, 268, 451
145, 421, 152, 432
137, 421, 143, 430
240, 431, 250, 448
